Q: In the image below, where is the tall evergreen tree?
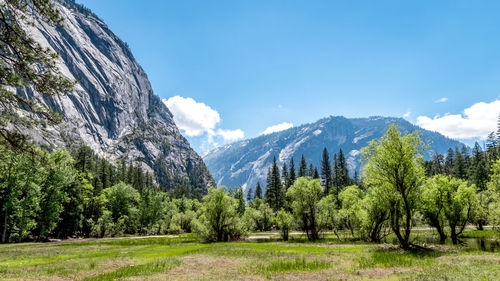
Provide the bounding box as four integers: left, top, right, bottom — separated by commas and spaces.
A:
265, 157, 285, 211
320, 147, 333, 194
289, 158, 297, 187
299, 155, 307, 177
337, 149, 350, 187
453, 147, 467, 180
255, 182, 263, 199
444, 148, 455, 175
313, 167, 320, 179
469, 142, 489, 191
308, 163, 315, 177
282, 162, 290, 189
246, 187, 253, 202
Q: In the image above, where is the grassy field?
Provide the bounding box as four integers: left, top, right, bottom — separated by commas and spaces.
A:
0, 231, 499, 280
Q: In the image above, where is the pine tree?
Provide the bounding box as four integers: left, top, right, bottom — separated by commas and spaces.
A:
265, 157, 285, 211
469, 142, 489, 191
246, 187, 254, 202
453, 147, 467, 180
337, 149, 350, 187
0, 0, 74, 149
313, 167, 319, 179
282, 162, 289, 189
308, 163, 315, 177
289, 158, 297, 187
445, 148, 455, 175
234, 186, 246, 215
486, 132, 499, 162
431, 153, 444, 175
255, 182, 263, 199
299, 155, 307, 177
320, 147, 333, 194
461, 145, 471, 173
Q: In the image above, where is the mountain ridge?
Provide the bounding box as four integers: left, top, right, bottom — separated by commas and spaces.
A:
18, 0, 215, 192
203, 115, 464, 191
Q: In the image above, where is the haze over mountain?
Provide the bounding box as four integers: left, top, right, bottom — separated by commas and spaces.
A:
19, 0, 214, 192
203, 116, 464, 191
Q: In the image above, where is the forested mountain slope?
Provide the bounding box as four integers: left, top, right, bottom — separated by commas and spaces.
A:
204, 116, 463, 191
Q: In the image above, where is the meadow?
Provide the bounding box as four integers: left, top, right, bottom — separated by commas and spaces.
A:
0, 230, 498, 281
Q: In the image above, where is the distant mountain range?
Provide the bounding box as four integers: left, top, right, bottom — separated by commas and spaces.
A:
203, 116, 464, 191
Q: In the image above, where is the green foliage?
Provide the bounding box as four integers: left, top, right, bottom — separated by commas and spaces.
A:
192, 187, 247, 242
362, 124, 426, 249
243, 199, 274, 231
275, 209, 294, 241
338, 185, 364, 239
264, 157, 285, 211
0, 0, 74, 149
487, 160, 500, 230
287, 177, 323, 241
320, 147, 332, 195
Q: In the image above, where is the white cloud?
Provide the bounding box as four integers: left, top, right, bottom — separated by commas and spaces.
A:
435, 97, 448, 103
163, 96, 244, 151
416, 100, 500, 139
403, 111, 411, 118
163, 96, 220, 136
260, 122, 294, 135
215, 128, 245, 141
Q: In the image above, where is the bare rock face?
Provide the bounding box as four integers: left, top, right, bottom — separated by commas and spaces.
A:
20, 0, 214, 193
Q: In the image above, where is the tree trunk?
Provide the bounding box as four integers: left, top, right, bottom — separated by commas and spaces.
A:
450, 226, 458, 245
477, 221, 484, 231
1, 210, 8, 243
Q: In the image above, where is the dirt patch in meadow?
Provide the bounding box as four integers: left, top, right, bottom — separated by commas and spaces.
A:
353, 267, 418, 280
132, 255, 260, 281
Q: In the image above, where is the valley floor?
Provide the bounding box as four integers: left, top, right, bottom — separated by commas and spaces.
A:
0, 231, 499, 280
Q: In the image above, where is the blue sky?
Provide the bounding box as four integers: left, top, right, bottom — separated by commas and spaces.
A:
79, 0, 500, 152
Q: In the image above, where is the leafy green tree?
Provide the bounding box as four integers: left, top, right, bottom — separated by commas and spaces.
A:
440, 177, 478, 244
486, 160, 500, 230
191, 187, 247, 242
318, 195, 341, 239
287, 177, 323, 241
102, 182, 140, 234
320, 147, 332, 195
420, 175, 450, 243
0, 144, 42, 242
36, 150, 77, 239
138, 189, 167, 234
361, 125, 426, 249
360, 187, 389, 242
275, 209, 294, 241
243, 200, 274, 231
0, 0, 73, 149
338, 185, 364, 239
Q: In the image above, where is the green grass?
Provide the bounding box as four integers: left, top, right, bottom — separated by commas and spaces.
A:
358, 249, 442, 269
84, 258, 182, 281
244, 257, 334, 274
0, 233, 498, 280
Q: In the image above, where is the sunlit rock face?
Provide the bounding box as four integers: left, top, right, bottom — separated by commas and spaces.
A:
20, 0, 214, 192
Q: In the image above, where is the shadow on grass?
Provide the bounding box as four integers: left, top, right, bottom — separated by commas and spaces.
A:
357, 247, 444, 269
